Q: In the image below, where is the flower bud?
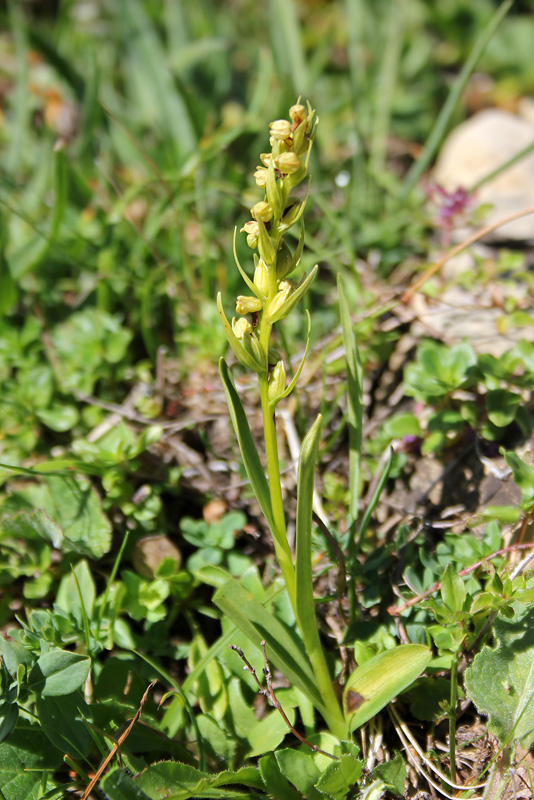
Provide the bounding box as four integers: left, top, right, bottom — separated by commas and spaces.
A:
250, 201, 273, 223
268, 361, 287, 403
266, 282, 292, 321
241, 220, 259, 248
254, 167, 268, 187
275, 152, 301, 175
289, 104, 306, 127
236, 295, 263, 315
260, 153, 272, 167
253, 259, 270, 296
232, 317, 253, 339
269, 119, 292, 141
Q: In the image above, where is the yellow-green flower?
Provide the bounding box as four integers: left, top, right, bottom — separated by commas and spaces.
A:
236, 295, 263, 315
251, 201, 273, 223
269, 119, 292, 140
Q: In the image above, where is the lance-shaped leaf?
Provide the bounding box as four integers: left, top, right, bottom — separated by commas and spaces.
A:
295, 414, 323, 644
338, 275, 363, 528
344, 644, 431, 731
213, 578, 327, 717
464, 605, 534, 749
219, 358, 274, 530
217, 293, 265, 374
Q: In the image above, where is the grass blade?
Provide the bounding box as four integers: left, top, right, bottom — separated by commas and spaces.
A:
337, 275, 363, 533
269, 0, 308, 96
402, 0, 513, 196
356, 446, 394, 553
114, 0, 197, 165
10, 144, 68, 279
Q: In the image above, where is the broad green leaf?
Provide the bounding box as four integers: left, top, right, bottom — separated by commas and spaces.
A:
31, 650, 91, 696
294, 414, 345, 735
247, 703, 295, 757
7, 475, 112, 558
1, 508, 63, 549
337, 274, 363, 523
36, 693, 92, 758
275, 749, 322, 800
219, 359, 274, 530
465, 605, 534, 748
213, 579, 325, 715
503, 451, 534, 493
259, 753, 302, 800
295, 414, 322, 650
131, 760, 264, 800
36, 404, 79, 432
374, 752, 406, 796
0, 723, 62, 800
315, 753, 363, 800
344, 645, 431, 731
0, 636, 33, 678
56, 559, 96, 623
440, 564, 466, 614
100, 766, 152, 800
0, 702, 19, 744
486, 390, 521, 427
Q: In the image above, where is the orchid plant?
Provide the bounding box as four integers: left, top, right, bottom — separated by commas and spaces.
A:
216, 101, 430, 740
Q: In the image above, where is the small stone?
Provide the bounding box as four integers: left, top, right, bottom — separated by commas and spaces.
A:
133, 535, 182, 579
434, 108, 534, 241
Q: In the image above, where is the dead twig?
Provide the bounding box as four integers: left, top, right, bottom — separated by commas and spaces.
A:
82, 680, 157, 799
229, 642, 339, 760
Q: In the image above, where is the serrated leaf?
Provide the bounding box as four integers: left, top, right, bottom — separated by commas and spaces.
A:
315, 753, 363, 799
464, 605, 534, 748
100, 766, 152, 800
344, 645, 431, 731
275, 749, 322, 800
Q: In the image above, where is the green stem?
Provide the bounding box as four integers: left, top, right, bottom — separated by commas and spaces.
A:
259, 372, 296, 610
258, 306, 295, 607
449, 652, 459, 783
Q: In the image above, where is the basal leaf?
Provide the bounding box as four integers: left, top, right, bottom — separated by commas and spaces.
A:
344, 645, 431, 731
213, 578, 325, 714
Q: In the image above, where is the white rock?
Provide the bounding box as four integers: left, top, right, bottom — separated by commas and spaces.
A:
434, 108, 534, 241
